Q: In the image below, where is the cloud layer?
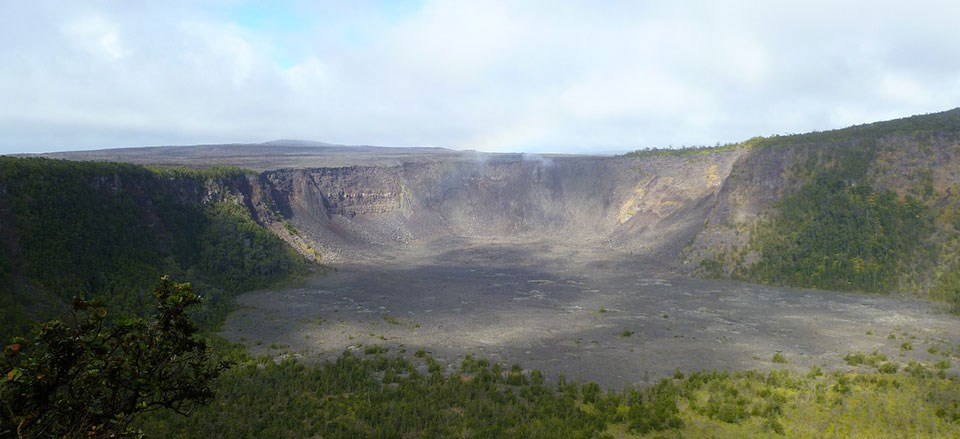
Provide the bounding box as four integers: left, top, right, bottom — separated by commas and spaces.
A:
3, 1, 960, 154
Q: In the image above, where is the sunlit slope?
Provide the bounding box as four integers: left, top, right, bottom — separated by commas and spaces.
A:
683, 108, 960, 303
260, 152, 740, 263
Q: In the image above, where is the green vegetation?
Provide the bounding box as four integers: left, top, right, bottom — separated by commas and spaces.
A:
879, 363, 899, 374
1, 278, 225, 438
139, 349, 960, 438
626, 108, 960, 160
844, 350, 888, 368
688, 108, 960, 307
281, 221, 300, 237
0, 157, 309, 338
745, 108, 960, 150
624, 142, 739, 158
198, 201, 305, 292
905, 173, 960, 309
7, 110, 960, 436
740, 142, 930, 293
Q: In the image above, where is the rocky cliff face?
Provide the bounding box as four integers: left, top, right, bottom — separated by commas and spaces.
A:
680, 120, 960, 295
247, 152, 741, 263
34, 108, 960, 298
236, 110, 960, 299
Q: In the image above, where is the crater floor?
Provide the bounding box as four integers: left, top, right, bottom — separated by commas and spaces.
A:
222, 239, 960, 388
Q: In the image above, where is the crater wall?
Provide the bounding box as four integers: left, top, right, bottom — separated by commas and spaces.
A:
253, 151, 742, 263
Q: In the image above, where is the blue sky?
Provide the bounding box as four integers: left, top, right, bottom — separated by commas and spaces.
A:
2, 1, 960, 154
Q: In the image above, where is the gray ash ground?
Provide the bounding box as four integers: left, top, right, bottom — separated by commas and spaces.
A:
221, 239, 960, 388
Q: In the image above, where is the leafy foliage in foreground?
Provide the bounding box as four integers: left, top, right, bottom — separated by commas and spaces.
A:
0, 157, 309, 338
142, 348, 960, 438
1, 278, 226, 438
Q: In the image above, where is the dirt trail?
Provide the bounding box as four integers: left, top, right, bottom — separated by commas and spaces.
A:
221, 238, 960, 388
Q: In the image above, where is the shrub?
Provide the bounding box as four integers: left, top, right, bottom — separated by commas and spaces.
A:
0, 278, 226, 438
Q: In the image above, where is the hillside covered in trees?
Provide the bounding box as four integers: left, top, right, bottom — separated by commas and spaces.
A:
0, 158, 310, 339
683, 109, 960, 310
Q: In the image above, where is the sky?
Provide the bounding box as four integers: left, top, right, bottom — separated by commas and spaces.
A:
2, 1, 960, 155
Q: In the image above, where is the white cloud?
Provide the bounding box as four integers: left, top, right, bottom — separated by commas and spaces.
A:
62, 15, 130, 60
875, 73, 930, 107
2, 1, 960, 154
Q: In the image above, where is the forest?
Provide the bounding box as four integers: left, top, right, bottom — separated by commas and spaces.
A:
0, 157, 309, 339
742, 141, 930, 293
693, 109, 960, 313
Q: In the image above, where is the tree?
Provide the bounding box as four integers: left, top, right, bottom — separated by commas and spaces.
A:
0, 277, 227, 438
